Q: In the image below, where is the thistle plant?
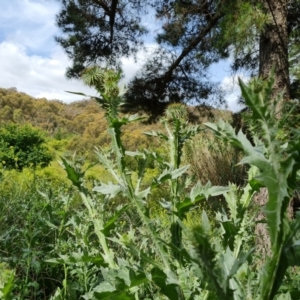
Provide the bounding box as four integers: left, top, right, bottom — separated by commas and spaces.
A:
145, 103, 201, 264
57, 67, 229, 299
206, 74, 300, 299
52, 67, 300, 300
61, 67, 178, 298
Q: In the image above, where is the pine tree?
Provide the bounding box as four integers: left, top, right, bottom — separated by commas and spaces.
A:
55, 0, 300, 115
55, 0, 147, 78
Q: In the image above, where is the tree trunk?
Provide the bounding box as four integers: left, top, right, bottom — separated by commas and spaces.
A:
255, 0, 290, 258
259, 0, 290, 110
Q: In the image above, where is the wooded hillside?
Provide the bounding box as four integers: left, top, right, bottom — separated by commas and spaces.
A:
0, 86, 232, 158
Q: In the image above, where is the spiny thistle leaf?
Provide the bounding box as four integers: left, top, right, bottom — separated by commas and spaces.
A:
93, 182, 123, 198
170, 165, 190, 179
151, 268, 182, 300
102, 205, 129, 236
135, 187, 151, 201
89, 266, 149, 300
60, 156, 84, 189
190, 181, 229, 202
46, 253, 105, 266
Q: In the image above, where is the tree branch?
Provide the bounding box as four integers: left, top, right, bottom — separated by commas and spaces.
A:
158, 11, 224, 95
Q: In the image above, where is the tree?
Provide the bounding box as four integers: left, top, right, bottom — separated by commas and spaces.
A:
225, 0, 300, 105
259, 0, 289, 103
56, 0, 230, 115
55, 0, 300, 116
55, 0, 147, 78
123, 4, 228, 116
0, 124, 52, 171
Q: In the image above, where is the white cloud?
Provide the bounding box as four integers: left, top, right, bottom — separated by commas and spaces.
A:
120, 43, 159, 83
0, 41, 98, 102
0, 0, 146, 102
220, 74, 249, 112
0, 0, 91, 101
0, 0, 241, 112
0, 39, 157, 102
0, 0, 60, 55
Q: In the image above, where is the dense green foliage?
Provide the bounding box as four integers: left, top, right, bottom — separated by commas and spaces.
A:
1, 68, 299, 299
0, 170, 71, 298
0, 123, 52, 171
0, 86, 231, 162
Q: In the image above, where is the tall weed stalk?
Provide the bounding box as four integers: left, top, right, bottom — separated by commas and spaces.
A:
51, 68, 300, 299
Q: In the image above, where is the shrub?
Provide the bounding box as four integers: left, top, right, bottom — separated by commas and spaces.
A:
0, 123, 52, 171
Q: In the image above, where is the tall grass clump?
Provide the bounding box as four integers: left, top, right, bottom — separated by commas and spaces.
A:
184, 132, 248, 186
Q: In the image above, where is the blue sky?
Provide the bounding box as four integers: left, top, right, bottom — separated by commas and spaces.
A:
0, 0, 244, 111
